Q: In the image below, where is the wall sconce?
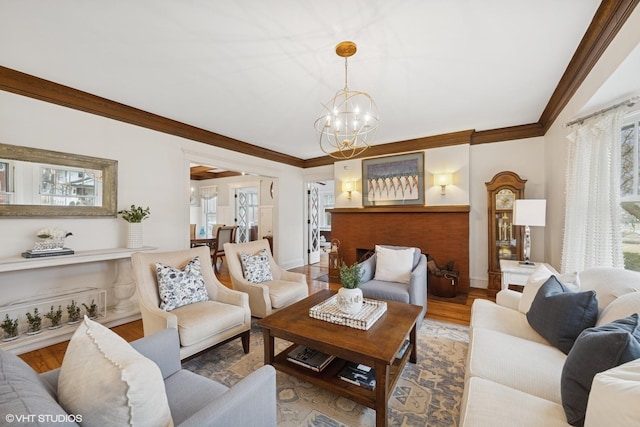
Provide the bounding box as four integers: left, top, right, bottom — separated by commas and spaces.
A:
342, 180, 355, 199
434, 173, 453, 195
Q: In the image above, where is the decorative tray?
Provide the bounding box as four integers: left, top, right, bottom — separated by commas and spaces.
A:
309, 295, 387, 330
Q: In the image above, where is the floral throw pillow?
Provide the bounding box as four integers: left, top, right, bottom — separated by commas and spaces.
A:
240, 249, 274, 283
155, 256, 209, 311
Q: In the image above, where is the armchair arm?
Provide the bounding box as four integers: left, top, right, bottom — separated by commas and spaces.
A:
178, 365, 277, 427
137, 298, 178, 336
130, 328, 181, 379
277, 269, 307, 285
213, 284, 250, 309
408, 254, 427, 305
231, 278, 273, 318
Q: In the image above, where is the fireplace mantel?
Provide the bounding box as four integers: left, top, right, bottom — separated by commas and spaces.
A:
329, 205, 470, 294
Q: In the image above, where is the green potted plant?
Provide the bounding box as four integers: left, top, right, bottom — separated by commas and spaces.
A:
25, 307, 42, 335
337, 262, 364, 314
44, 305, 63, 329
67, 300, 82, 324
83, 299, 99, 319
1, 314, 19, 341
118, 204, 150, 248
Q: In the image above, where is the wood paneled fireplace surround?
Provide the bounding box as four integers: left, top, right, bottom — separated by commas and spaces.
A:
328, 206, 470, 294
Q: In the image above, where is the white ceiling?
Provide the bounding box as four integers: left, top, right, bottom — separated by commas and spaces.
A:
2, 0, 634, 160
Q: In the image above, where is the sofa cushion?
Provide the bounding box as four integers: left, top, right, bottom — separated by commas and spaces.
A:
156, 256, 209, 311
374, 245, 415, 284
171, 300, 245, 347
359, 279, 411, 303
240, 249, 273, 283
584, 358, 640, 427
596, 290, 640, 326
526, 276, 598, 354
0, 351, 75, 426
561, 314, 640, 427
459, 377, 569, 427
466, 327, 566, 403
58, 316, 173, 427
577, 267, 640, 312
470, 299, 549, 345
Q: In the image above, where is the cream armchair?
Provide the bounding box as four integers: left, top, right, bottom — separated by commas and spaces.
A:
131, 246, 251, 359
224, 239, 309, 318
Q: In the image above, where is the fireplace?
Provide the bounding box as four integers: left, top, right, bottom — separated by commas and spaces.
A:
328, 206, 470, 294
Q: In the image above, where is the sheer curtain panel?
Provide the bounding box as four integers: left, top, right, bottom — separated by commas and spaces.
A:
561, 110, 627, 273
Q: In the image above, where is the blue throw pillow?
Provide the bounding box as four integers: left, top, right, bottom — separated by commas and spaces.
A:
561, 314, 640, 427
526, 275, 598, 354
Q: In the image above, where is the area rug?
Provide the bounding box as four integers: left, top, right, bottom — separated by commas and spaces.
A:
182, 318, 469, 427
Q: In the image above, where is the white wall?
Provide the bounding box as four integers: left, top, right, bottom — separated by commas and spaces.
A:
0, 91, 304, 306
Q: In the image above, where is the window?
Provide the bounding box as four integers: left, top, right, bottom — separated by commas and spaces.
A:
621, 111, 640, 271
203, 197, 217, 237
39, 166, 99, 206
0, 162, 12, 204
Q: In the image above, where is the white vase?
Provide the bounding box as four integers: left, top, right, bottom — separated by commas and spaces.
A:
337, 287, 363, 314
126, 222, 143, 249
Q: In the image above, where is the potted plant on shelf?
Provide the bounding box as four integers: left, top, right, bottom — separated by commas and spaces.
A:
67, 300, 82, 324
1, 314, 19, 342
44, 305, 63, 329
337, 262, 364, 314
25, 307, 42, 335
83, 299, 99, 319
118, 204, 151, 249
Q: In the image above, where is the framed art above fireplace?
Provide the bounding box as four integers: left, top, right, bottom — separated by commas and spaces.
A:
361, 152, 424, 206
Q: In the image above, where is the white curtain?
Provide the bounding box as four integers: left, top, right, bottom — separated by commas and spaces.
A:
561, 109, 627, 273
200, 185, 218, 200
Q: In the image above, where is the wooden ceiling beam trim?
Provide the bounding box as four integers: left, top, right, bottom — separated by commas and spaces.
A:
302, 130, 474, 167
538, 0, 640, 132
0, 66, 304, 168
471, 123, 545, 145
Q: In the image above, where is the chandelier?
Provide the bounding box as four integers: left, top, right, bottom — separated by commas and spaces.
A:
315, 41, 379, 159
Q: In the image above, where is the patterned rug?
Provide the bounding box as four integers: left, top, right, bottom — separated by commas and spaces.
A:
182, 318, 469, 427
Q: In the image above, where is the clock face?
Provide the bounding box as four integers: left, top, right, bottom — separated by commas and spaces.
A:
496, 189, 515, 210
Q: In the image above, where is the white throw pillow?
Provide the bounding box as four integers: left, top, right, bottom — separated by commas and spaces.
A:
597, 290, 640, 326
156, 256, 209, 311
518, 264, 556, 313
58, 317, 173, 427
374, 245, 415, 284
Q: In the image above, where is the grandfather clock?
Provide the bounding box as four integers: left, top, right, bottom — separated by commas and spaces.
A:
486, 171, 527, 297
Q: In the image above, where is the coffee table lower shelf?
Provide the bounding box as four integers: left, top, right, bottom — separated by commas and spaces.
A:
273, 342, 414, 409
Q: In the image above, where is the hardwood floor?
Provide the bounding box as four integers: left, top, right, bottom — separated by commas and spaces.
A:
18, 255, 492, 373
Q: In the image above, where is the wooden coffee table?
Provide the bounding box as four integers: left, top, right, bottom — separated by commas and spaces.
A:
257, 289, 422, 427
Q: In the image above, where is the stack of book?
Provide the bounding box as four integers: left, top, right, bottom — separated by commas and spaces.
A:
337, 362, 376, 390
22, 248, 75, 258
286, 345, 335, 372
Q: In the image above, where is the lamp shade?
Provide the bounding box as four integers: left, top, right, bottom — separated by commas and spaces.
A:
513, 199, 546, 226
434, 173, 453, 186
342, 181, 354, 193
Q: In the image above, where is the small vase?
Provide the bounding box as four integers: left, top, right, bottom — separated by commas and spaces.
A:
126, 222, 143, 249
336, 287, 364, 314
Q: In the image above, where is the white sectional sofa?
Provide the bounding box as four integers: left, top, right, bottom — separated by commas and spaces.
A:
459, 266, 640, 427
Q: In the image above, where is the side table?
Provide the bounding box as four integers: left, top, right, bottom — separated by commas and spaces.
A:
499, 259, 552, 291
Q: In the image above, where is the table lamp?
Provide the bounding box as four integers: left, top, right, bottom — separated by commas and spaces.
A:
513, 199, 546, 266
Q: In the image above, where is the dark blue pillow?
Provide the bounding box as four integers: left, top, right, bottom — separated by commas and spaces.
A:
561, 314, 640, 427
526, 275, 598, 354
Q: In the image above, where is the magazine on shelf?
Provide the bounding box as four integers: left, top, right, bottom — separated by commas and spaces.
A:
337, 361, 376, 390
22, 248, 75, 258
286, 345, 335, 372
396, 339, 410, 359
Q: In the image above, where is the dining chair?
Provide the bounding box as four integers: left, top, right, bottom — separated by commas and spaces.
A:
212, 225, 237, 273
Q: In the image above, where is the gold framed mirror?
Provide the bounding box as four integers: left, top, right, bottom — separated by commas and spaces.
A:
0, 143, 117, 217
